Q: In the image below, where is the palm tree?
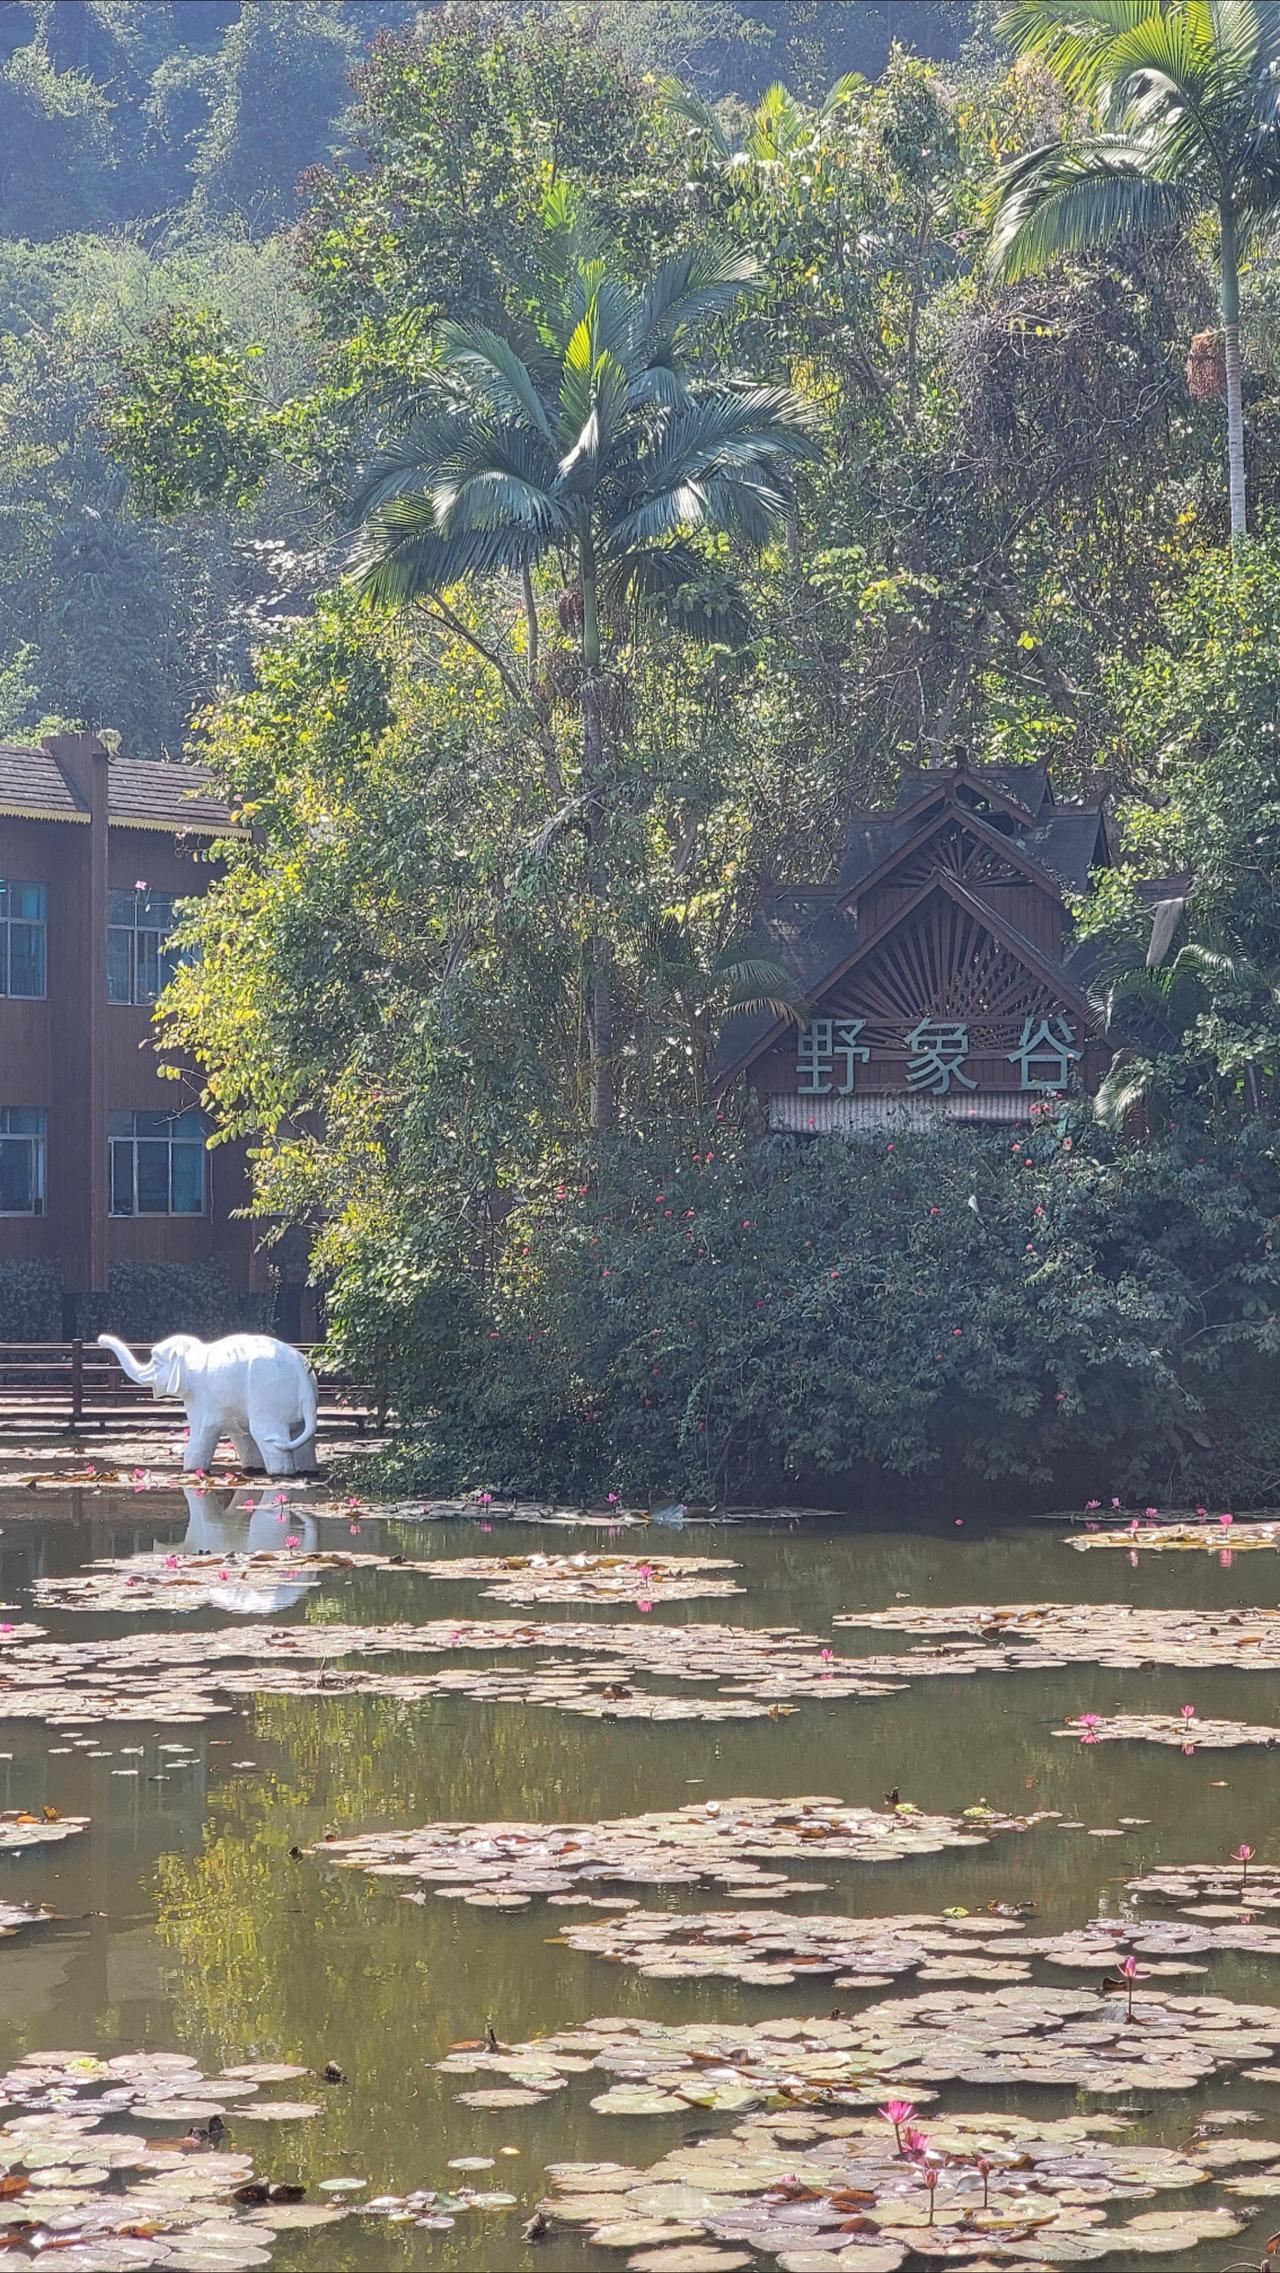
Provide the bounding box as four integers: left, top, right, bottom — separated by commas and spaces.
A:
986, 0, 1280, 549
349, 237, 821, 1132
641, 914, 805, 1108
1092, 934, 1280, 1122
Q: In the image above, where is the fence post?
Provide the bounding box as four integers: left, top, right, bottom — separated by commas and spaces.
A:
70, 1339, 83, 1429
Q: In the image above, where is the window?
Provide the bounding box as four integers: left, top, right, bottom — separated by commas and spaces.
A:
108, 889, 181, 1005
0, 1109, 45, 1215
108, 1109, 206, 1216
0, 882, 46, 998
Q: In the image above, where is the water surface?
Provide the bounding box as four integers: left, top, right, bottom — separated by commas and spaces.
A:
1, 1494, 1278, 2270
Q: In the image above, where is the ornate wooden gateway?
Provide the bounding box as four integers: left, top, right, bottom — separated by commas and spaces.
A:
713, 761, 1117, 1131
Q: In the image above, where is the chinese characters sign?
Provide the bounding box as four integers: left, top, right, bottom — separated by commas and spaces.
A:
794, 1012, 1082, 1097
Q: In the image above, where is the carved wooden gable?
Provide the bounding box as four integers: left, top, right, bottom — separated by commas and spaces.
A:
714, 764, 1112, 1131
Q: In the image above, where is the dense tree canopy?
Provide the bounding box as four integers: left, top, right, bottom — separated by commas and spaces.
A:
4, 0, 1280, 1494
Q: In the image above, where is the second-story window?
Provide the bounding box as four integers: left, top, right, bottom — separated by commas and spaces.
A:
108, 1109, 206, 1216
0, 881, 46, 998
108, 889, 180, 1005
0, 1109, 46, 1214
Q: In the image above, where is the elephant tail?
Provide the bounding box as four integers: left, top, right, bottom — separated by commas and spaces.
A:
284, 1360, 319, 1450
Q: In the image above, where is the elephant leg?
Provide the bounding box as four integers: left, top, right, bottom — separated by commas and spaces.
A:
252, 1430, 297, 1479
231, 1430, 266, 1472
182, 1419, 221, 1473
291, 1432, 318, 1475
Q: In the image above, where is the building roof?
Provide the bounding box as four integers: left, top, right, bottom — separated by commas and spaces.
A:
107, 759, 232, 835
712, 762, 1114, 1094
0, 744, 89, 822
0, 743, 232, 834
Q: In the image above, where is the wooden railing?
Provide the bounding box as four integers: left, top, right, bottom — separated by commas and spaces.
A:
0, 1342, 383, 1436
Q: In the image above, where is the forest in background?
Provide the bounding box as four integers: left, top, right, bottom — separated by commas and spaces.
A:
8, 0, 1280, 1509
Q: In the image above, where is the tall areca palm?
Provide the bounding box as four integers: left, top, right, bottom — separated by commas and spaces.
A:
350, 241, 821, 1132
987, 1, 1280, 548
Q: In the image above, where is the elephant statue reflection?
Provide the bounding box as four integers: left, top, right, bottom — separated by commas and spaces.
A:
181, 1487, 320, 1612
97, 1331, 319, 1476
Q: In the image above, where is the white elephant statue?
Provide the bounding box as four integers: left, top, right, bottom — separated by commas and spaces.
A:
97, 1332, 319, 1476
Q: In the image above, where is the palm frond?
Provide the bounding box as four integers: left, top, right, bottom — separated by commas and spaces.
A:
604, 540, 755, 643
349, 497, 548, 606
987, 135, 1197, 278
1093, 1047, 1161, 1128
997, 2, 1167, 98
659, 76, 734, 157
434, 323, 555, 440
638, 244, 760, 354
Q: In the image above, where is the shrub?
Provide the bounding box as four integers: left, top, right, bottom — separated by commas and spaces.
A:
339, 1112, 1280, 1505
74, 1263, 275, 1344
0, 1262, 62, 1341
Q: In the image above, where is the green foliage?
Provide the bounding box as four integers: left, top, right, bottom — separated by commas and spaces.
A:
0, 1262, 61, 1340
100, 307, 272, 516
343, 1115, 1280, 1503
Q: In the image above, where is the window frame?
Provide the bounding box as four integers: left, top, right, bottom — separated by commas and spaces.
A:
0, 1108, 46, 1216
107, 888, 181, 1006
0, 880, 47, 1001
107, 1108, 208, 1218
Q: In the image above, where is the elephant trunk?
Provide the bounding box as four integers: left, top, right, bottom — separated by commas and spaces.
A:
96, 1333, 156, 1387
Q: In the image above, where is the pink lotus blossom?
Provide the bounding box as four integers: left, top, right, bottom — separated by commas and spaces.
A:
820, 1647, 833, 1662
1220, 1510, 1234, 1527
164, 1555, 179, 1569
1182, 1704, 1197, 1721
284, 1535, 300, 1550
1233, 1843, 1256, 1895
1077, 1712, 1101, 1728
1084, 1499, 1100, 1511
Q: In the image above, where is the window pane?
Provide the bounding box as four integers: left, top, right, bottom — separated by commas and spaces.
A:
135, 933, 160, 1003
10, 884, 44, 922
107, 929, 132, 1003
170, 1141, 204, 1215
136, 1142, 169, 1212
8, 922, 44, 998
135, 1112, 170, 1137
108, 889, 135, 926
5, 1109, 44, 1136
107, 1111, 133, 1139
170, 1110, 205, 1138
109, 1141, 133, 1215
0, 1139, 32, 1214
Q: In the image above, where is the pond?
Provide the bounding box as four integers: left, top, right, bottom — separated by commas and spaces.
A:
0, 1487, 1279, 2271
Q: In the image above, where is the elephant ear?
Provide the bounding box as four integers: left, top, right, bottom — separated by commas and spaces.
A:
154, 1341, 184, 1396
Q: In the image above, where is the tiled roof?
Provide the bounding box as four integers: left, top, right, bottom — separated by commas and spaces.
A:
0, 744, 232, 833
0, 744, 89, 821
107, 759, 231, 834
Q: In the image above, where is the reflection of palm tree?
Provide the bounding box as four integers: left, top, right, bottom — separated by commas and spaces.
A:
987, 0, 1280, 546
350, 224, 821, 1130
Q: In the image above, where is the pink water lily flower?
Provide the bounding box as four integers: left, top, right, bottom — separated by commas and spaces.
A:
900, 2126, 929, 2160
284, 1535, 300, 1550
1220, 1511, 1234, 1527
879, 2100, 915, 2155
1233, 1842, 1257, 1896
636, 1599, 652, 1613
1181, 1704, 1197, 1722
164, 1555, 179, 1569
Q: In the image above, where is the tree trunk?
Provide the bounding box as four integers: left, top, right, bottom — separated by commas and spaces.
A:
579, 533, 614, 1135
1220, 202, 1247, 552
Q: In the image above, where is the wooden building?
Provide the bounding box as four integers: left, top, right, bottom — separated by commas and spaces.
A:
0, 732, 268, 1317
713, 761, 1119, 1129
